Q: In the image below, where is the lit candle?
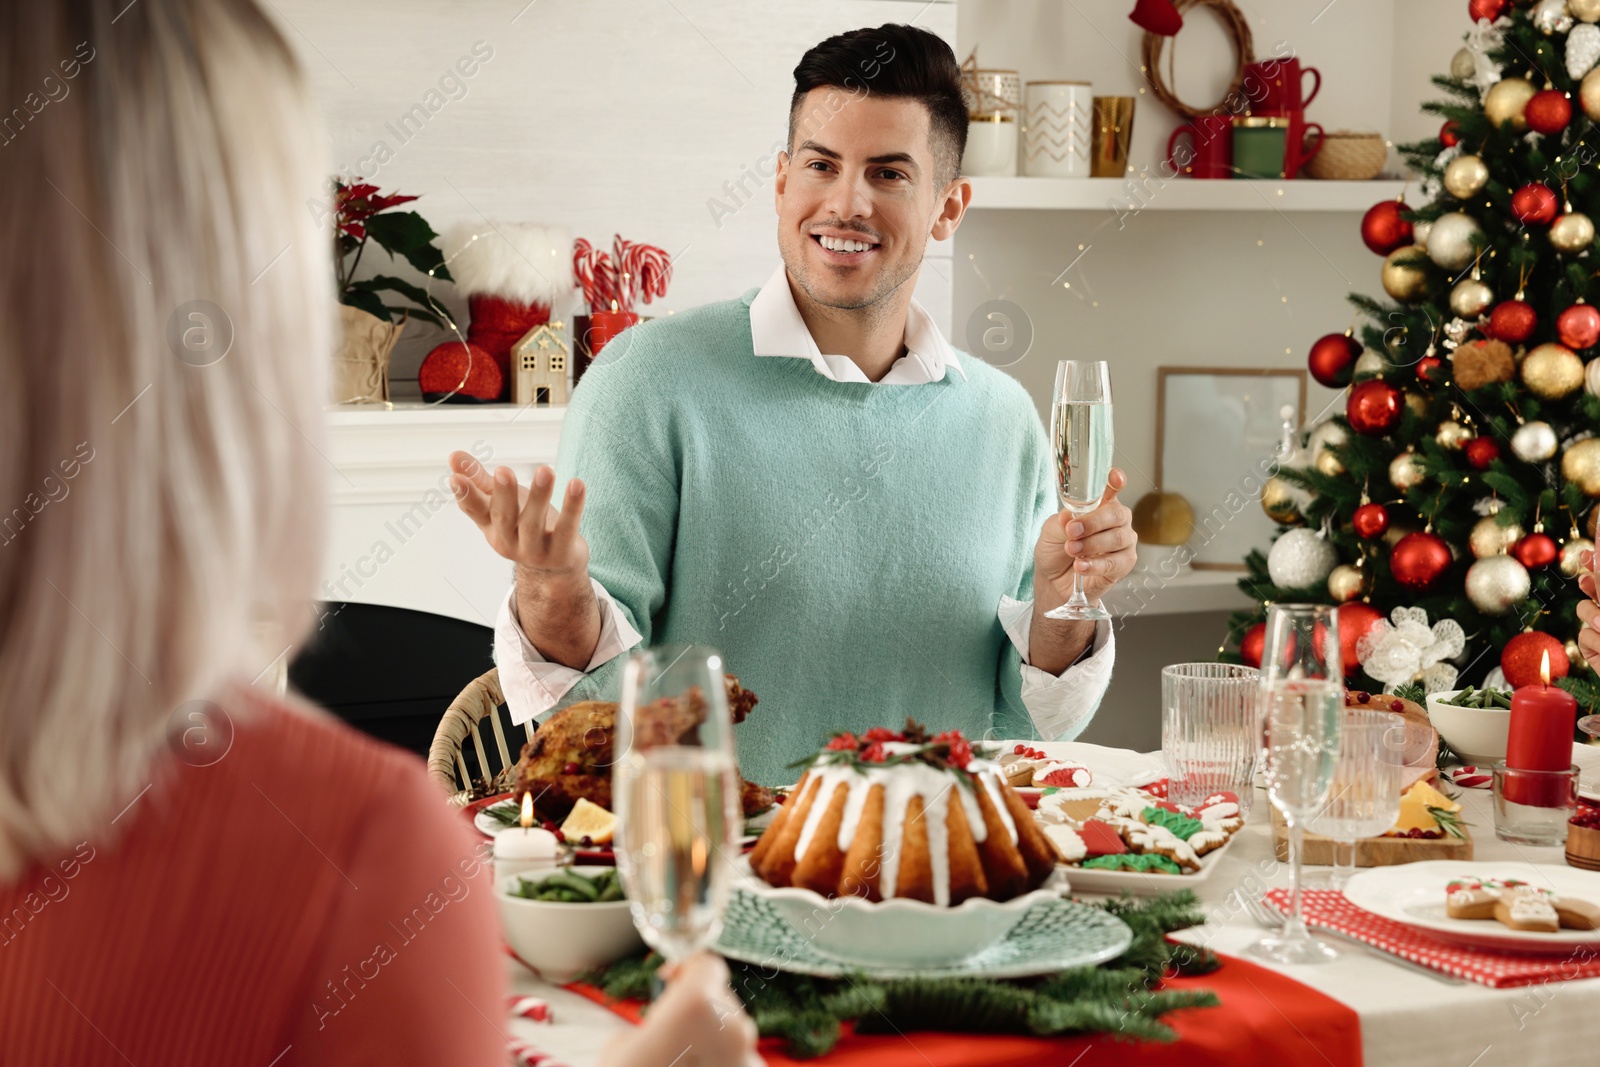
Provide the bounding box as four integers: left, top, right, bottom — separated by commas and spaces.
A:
493, 792, 558, 883
1504, 650, 1578, 806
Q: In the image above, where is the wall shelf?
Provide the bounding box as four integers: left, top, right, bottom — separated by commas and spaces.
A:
965, 177, 1409, 213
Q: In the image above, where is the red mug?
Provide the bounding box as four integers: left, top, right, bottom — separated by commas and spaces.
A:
1243, 57, 1321, 114
1166, 113, 1233, 179
1276, 110, 1324, 179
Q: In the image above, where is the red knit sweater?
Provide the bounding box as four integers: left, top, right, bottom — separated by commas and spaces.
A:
0, 688, 508, 1065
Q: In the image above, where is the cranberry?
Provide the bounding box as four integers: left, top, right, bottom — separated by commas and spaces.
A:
541, 820, 557, 832
1354, 691, 1371, 703
580, 835, 593, 847
562, 762, 579, 775
1390, 700, 1404, 712
1014, 744, 1027, 755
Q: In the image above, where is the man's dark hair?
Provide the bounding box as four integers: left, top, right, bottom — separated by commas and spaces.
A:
788, 24, 968, 187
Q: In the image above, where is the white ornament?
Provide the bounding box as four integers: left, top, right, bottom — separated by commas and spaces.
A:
1267, 527, 1338, 589
1570, 23, 1600, 78
1484, 666, 1509, 689
1587, 356, 1600, 397
1465, 554, 1532, 614
1466, 18, 1508, 100
1307, 418, 1348, 461
1535, 0, 1575, 35
1356, 606, 1467, 693
1512, 420, 1560, 461
1428, 212, 1485, 272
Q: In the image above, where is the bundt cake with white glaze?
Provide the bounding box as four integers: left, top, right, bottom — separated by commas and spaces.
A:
747, 722, 1059, 905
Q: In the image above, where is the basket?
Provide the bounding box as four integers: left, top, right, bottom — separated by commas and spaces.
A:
1304, 130, 1387, 181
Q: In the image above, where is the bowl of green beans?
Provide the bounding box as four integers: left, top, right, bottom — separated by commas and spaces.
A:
496, 866, 643, 980
1426, 686, 1513, 765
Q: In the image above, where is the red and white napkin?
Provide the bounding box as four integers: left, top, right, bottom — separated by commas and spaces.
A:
1263, 888, 1600, 987
507, 1037, 569, 1066
1444, 765, 1494, 789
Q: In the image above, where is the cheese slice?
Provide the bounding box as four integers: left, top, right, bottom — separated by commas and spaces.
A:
1389, 779, 1460, 834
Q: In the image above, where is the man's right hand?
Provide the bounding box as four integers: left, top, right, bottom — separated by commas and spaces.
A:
448, 451, 601, 669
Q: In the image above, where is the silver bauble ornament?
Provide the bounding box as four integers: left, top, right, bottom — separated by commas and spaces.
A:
1470, 515, 1524, 558
1576, 0, 1600, 21
1512, 419, 1560, 461
1587, 357, 1600, 396
1563, 536, 1596, 576
1427, 213, 1484, 272
1452, 47, 1478, 80
1436, 420, 1472, 449
1570, 22, 1600, 78
1353, 348, 1389, 380
1413, 218, 1433, 251
1390, 450, 1427, 491
1465, 555, 1532, 614
1486, 77, 1538, 128
1450, 277, 1495, 318
1552, 212, 1597, 253
1267, 528, 1338, 589
1535, 0, 1576, 34
1328, 563, 1367, 603
1444, 154, 1490, 199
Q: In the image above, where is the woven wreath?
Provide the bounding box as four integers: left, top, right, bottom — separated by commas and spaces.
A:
1139, 0, 1255, 120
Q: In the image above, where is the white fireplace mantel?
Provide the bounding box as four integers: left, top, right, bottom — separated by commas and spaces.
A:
321, 402, 566, 628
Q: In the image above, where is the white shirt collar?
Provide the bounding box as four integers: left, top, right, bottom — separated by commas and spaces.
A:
748, 264, 966, 385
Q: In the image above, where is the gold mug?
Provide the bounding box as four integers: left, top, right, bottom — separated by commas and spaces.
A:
1090, 96, 1136, 178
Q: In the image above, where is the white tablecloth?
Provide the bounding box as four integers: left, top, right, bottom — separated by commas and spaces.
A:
507, 781, 1600, 1066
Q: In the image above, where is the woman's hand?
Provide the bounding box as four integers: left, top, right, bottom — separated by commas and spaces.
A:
600, 953, 761, 1067
1576, 550, 1600, 674
1033, 468, 1138, 612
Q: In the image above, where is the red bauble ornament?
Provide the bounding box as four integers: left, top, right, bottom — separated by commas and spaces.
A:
1390, 531, 1453, 591
1440, 120, 1461, 148
1467, 0, 1506, 20
1240, 622, 1266, 669
1353, 502, 1391, 539
1487, 299, 1538, 344
1526, 90, 1574, 136
1347, 379, 1403, 435
1558, 304, 1600, 350
1416, 354, 1445, 384
1511, 532, 1560, 570
1361, 200, 1414, 256
1308, 332, 1362, 388
1335, 602, 1386, 678
418, 342, 503, 402
1513, 183, 1560, 225
1463, 436, 1501, 469
1501, 631, 1569, 688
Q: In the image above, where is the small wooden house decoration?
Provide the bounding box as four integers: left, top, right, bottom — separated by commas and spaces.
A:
511, 321, 570, 405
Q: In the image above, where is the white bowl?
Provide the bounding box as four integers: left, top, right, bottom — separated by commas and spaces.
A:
734, 858, 1068, 968
1426, 689, 1512, 765
496, 867, 644, 981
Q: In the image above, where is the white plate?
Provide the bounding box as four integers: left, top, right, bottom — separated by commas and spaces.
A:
1571, 743, 1600, 802
474, 798, 520, 836
995, 740, 1166, 797
1059, 824, 1239, 895
1343, 860, 1600, 955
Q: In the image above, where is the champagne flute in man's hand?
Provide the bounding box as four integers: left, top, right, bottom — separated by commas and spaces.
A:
1045, 360, 1114, 621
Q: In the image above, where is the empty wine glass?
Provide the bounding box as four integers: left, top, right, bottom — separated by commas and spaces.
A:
1306, 709, 1406, 891
613, 645, 741, 962
1251, 604, 1343, 965
1045, 360, 1114, 621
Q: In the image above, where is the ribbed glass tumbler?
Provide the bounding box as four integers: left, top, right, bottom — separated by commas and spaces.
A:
1161, 662, 1260, 816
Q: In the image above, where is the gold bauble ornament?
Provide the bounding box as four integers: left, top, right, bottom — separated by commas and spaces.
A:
1307, 419, 1347, 476
1523, 342, 1585, 399
1563, 536, 1596, 575
1259, 478, 1305, 526
1465, 555, 1532, 614
1390, 450, 1427, 491
1486, 77, 1537, 128
1427, 213, 1485, 272
1328, 563, 1367, 603
1133, 491, 1197, 544
1316, 449, 1345, 476
1564, 438, 1600, 496
1404, 390, 1429, 417
1436, 420, 1472, 449
1575, 0, 1600, 21
1382, 246, 1430, 302
1585, 69, 1600, 121
1450, 277, 1495, 318
1470, 515, 1524, 559
1413, 218, 1433, 251
1587, 356, 1600, 397
1443, 154, 1490, 199
1551, 212, 1597, 253
1512, 419, 1560, 461
1451, 47, 1478, 79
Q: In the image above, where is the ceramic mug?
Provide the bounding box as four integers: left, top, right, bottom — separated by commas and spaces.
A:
1166, 113, 1233, 179
1022, 81, 1092, 178
1242, 57, 1321, 114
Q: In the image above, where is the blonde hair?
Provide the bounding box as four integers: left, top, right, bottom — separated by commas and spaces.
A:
0, 0, 332, 875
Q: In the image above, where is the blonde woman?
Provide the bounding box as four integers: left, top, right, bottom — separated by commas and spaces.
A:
0, 3, 757, 1066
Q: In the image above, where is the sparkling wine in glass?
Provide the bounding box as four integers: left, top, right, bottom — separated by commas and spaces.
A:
1045, 359, 1113, 621
613, 646, 741, 962
1251, 604, 1343, 965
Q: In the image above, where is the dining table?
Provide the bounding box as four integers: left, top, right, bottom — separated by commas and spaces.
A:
502, 766, 1600, 1067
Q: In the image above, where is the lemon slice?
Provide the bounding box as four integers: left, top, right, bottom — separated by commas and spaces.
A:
560, 797, 617, 846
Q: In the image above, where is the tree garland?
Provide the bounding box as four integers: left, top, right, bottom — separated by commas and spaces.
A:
580, 892, 1220, 1059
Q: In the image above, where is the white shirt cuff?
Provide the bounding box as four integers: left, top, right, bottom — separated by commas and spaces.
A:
997, 595, 1114, 741
494, 578, 643, 726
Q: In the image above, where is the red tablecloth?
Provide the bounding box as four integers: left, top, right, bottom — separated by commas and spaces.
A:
564, 948, 1362, 1067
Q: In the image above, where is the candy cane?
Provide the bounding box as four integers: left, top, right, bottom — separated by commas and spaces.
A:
612, 235, 637, 313
630, 243, 673, 306
572, 238, 600, 311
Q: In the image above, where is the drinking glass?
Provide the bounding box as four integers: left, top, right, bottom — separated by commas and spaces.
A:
1306, 709, 1406, 890
613, 645, 741, 962
1045, 360, 1114, 621
1250, 604, 1343, 965
1161, 662, 1260, 816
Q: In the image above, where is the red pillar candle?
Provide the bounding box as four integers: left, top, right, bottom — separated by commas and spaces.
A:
1504, 650, 1578, 806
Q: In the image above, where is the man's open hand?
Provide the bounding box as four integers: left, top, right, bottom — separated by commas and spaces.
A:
1033, 467, 1137, 612
447, 451, 590, 581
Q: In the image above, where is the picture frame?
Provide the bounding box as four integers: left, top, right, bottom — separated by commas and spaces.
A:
1155, 366, 1307, 572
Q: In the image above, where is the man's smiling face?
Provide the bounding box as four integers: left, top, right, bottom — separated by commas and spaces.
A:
774, 89, 954, 313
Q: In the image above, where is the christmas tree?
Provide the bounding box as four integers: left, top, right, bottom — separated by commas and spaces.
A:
1227, 0, 1600, 714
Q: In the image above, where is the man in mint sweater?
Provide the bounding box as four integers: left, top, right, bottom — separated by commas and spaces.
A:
449, 24, 1137, 786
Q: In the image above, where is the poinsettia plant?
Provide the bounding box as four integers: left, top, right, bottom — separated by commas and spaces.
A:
333, 180, 452, 327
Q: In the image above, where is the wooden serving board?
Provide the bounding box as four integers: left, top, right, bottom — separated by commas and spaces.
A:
1269, 806, 1473, 866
